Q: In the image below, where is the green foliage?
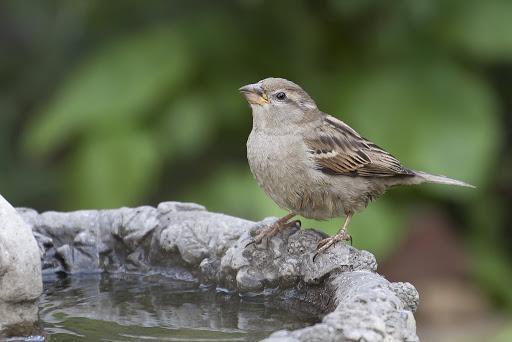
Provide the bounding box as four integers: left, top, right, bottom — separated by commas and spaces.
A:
157, 95, 216, 159
473, 247, 512, 308
493, 322, 512, 342
440, 0, 512, 61
23, 26, 191, 208
65, 129, 159, 209
24, 26, 191, 157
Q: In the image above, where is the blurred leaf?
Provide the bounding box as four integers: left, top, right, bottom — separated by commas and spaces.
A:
328, 0, 378, 17
157, 95, 216, 159
471, 244, 512, 309
64, 129, 158, 209
24, 26, 192, 157
492, 322, 512, 342
440, 0, 512, 61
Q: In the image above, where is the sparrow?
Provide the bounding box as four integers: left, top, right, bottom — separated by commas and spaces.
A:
239, 77, 474, 260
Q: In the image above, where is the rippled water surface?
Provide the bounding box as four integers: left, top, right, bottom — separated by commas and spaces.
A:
38, 273, 319, 341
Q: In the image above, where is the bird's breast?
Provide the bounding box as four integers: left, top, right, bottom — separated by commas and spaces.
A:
247, 130, 342, 218
247, 130, 308, 209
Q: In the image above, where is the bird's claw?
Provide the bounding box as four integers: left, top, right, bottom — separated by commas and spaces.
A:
313, 232, 352, 262
244, 224, 278, 248
244, 219, 301, 249
244, 239, 257, 248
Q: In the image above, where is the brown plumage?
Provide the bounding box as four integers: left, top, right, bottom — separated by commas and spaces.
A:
305, 115, 414, 177
239, 77, 473, 259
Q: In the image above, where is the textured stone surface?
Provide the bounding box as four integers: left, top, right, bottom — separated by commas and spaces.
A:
0, 194, 42, 334
17, 201, 419, 341
263, 272, 419, 341
18, 202, 253, 276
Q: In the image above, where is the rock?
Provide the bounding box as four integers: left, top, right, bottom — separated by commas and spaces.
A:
16, 201, 420, 341
263, 271, 419, 342
0, 195, 42, 335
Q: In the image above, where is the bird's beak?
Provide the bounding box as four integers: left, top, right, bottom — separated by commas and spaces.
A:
239, 83, 268, 105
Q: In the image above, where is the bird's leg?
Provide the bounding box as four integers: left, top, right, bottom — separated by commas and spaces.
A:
314, 214, 353, 261
245, 212, 297, 247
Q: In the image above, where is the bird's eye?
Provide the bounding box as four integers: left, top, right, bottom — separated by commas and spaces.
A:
275, 92, 286, 100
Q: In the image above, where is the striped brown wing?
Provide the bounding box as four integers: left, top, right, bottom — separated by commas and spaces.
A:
305, 116, 414, 177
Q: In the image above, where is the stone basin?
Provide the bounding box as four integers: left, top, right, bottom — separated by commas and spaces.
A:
1, 197, 419, 341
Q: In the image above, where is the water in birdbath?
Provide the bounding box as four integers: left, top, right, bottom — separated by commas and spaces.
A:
37, 273, 320, 341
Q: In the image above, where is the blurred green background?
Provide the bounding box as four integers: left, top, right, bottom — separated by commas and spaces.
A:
1, 1, 512, 340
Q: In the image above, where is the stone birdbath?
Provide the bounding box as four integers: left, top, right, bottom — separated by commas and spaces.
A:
0, 194, 419, 341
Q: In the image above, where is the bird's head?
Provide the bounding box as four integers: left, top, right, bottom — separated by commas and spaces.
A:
239, 78, 319, 130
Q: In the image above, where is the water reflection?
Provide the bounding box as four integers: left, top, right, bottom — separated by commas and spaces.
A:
39, 274, 319, 341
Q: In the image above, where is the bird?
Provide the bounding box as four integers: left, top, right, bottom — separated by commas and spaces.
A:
239, 77, 474, 260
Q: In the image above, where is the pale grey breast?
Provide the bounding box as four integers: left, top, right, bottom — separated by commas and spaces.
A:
247, 130, 302, 210
247, 129, 353, 219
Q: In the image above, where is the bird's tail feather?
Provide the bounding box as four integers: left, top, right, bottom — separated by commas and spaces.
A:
412, 170, 475, 188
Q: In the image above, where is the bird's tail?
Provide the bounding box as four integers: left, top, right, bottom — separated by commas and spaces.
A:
412, 170, 475, 188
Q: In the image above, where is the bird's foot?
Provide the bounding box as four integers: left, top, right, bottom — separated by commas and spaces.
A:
313, 230, 352, 261
245, 220, 301, 248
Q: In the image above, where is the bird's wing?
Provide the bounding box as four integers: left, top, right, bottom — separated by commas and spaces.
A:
304, 115, 414, 177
